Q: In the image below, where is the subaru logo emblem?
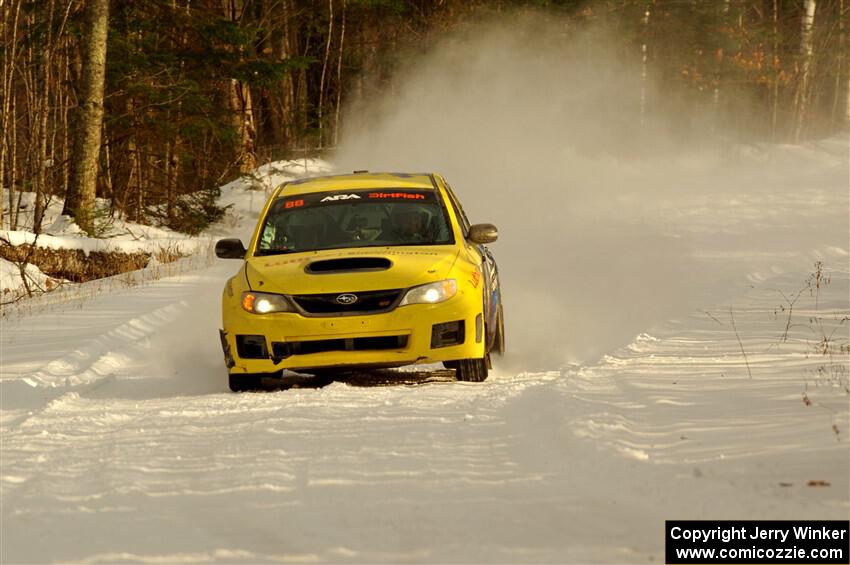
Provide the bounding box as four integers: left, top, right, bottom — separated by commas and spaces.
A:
335, 293, 358, 305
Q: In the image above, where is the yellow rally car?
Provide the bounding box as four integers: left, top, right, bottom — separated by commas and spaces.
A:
215, 172, 504, 391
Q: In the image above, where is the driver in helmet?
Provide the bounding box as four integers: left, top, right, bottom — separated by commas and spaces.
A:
394, 207, 431, 243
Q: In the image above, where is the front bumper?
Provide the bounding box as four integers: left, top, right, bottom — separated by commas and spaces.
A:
221, 294, 485, 374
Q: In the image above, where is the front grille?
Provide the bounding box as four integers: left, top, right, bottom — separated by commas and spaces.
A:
291, 289, 403, 315
271, 335, 408, 361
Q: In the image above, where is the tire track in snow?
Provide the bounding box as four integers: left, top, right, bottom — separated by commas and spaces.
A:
1, 263, 234, 430
20, 301, 190, 389
555, 268, 849, 477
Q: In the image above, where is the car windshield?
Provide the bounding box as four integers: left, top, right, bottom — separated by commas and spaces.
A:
255, 188, 454, 255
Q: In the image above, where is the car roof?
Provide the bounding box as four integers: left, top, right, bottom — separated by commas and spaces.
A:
278, 172, 436, 196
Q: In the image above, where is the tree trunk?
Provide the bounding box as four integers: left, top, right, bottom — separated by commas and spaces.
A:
137, 149, 146, 223
639, 2, 651, 126
844, 42, 850, 126
10, 89, 18, 229
831, 0, 844, 125
122, 129, 139, 221
0, 0, 22, 229
295, 10, 310, 142
64, 0, 109, 234
61, 38, 71, 203
165, 139, 180, 224
33, 0, 56, 234
771, 0, 780, 139
1, 4, 6, 228
22, 41, 36, 230
102, 126, 114, 214
838, 0, 850, 127
277, 0, 297, 145
225, 0, 256, 173
793, 0, 817, 141
230, 78, 257, 173
164, 0, 185, 224
333, 0, 346, 147
318, 0, 334, 148
32, 43, 53, 233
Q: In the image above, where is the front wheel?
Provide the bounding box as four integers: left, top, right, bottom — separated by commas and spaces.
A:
452, 356, 489, 382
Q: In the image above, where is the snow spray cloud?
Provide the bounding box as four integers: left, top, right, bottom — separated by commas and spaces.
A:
334, 14, 710, 369
333, 13, 807, 369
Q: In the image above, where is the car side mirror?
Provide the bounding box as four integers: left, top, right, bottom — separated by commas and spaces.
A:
215, 238, 247, 259
468, 223, 498, 244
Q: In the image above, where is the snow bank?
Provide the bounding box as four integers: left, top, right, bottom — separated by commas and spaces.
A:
1, 228, 207, 256
0, 258, 56, 299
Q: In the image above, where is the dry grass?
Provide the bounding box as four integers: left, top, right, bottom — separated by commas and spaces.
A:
0, 243, 185, 283
152, 242, 185, 265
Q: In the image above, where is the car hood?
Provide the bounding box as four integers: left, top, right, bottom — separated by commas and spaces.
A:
245, 246, 461, 295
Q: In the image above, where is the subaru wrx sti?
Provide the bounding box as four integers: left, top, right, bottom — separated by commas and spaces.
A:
216, 172, 504, 391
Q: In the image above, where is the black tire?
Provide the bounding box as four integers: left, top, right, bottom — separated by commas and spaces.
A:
454, 357, 489, 382
228, 373, 263, 392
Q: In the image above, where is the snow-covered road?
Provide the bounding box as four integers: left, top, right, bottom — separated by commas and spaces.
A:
2, 255, 848, 563
2, 141, 849, 562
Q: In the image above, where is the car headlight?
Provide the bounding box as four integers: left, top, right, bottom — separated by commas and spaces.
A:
399, 279, 457, 306
241, 291, 294, 314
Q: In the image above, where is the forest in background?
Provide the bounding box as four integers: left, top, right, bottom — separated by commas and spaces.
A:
1, 0, 848, 235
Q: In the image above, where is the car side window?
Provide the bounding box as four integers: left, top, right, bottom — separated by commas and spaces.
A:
443, 182, 471, 238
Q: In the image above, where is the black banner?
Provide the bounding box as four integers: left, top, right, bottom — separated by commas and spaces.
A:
666, 520, 849, 564
274, 189, 436, 213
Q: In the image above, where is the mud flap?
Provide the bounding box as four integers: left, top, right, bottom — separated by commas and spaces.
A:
219, 329, 236, 369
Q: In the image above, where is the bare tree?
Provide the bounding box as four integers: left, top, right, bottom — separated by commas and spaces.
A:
794, 0, 817, 141
639, 1, 651, 126
33, 0, 57, 235
333, 0, 346, 147
318, 0, 334, 148
0, 0, 23, 229
226, 0, 257, 174
64, 0, 110, 234
771, 0, 780, 139
843, 0, 850, 126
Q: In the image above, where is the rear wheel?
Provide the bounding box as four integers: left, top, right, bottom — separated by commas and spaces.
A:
453, 356, 489, 382
228, 373, 263, 392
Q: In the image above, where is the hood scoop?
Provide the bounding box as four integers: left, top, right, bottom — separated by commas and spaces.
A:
306, 257, 392, 274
